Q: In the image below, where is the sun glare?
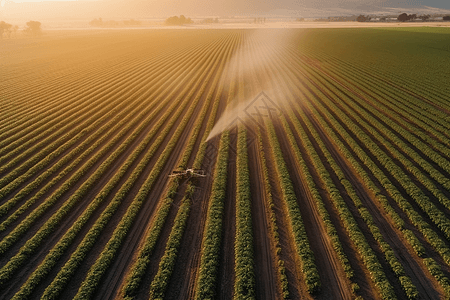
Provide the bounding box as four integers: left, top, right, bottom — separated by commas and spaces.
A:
7, 0, 85, 2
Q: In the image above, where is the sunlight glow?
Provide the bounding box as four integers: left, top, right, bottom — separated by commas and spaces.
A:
8, 0, 87, 2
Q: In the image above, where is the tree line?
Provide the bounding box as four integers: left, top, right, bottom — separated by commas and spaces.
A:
88, 18, 142, 27
356, 13, 450, 22
165, 15, 193, 26
0, 21, 41, 39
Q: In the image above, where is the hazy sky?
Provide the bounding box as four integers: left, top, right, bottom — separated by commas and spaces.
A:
1, 0, 450, 23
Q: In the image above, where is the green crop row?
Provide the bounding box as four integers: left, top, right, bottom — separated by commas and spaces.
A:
292, 31, 450, 112
0, 30, 221, 233
232, 40, 255, 300
0, 62, 190, 240
299, 61, 450, 203
71, 38, 226, 300
9, 83, 189, 299
254, 38, 354, 294
269, 45, 429, 298
0, 66, 186, 232
279, 50, 412, 232
277, 44, 425, 299
275, 98, 395, 299
0, 51, 174, 172
0, 86, 186, 286
265, 119, 320, 294
283, 111, 356, 275
299, 41, 450, 121
285, 52, 429, 254
0, 31, 219, 192
423, 258, 450, 298
256, 129, 289, 299
121, 33, 237, 300
314, 56, 450, 148
0, 33, 224, 289
342, 90, 450, 205
285, 38, 449, 144
298, 105, 419, 298
271, 36, 438, 275
0, 95, 114, 184
0, 87, 148, 214
306, 73, 450, 245
291, 65, 450, 293
252, 40, 351, 295
292, 41, 448, 121
261, 44, 355, 281
148, 196, 192, 299
194, 131, 230, 300
146, 36, 236, 300
194, 34, 241, 299
252, 37, 321, 294
292, 57, 450, 297
233, 126, 255, 300
0, 34, 210, 151
287, 93, 418, 299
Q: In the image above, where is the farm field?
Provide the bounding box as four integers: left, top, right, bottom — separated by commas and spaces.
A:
1, 27, 450, 299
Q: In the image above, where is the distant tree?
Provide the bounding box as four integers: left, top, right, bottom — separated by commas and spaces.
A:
420, 14, 430, 21
166, 16, 180, 25
253, 17, 265, 24
24, 21, 42, 36
0, 21, 12, 39
397, 13, 409, 22
89, 18, 103, 27
202, 18, 219, 24
397, 13, 416, 22
202, 18, 214, 24
123, 19, 142, 26
13, 25, 19, 37
165, 15, 193, 25
380, 17, 387, 22
296, 18, 305, 22
356, 15, 367, 22
0, 22, 6, 39
444, 16, 450, 21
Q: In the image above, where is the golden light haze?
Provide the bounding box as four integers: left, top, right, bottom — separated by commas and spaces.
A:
2, 0, 449, 27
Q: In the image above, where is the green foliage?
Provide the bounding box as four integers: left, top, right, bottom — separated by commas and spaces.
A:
299, 28, 450, 91
3, 28, 450, 300
266, 120, 321, 294
144, 42, 232, 300
257, 129, 289, 299
195, 131, 230, 300
195, 39, 238, 299
423, 258, 450, 298
72, 44, 222, 300
233, 126, 255, 300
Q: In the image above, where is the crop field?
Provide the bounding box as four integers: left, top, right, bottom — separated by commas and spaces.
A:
1, 27, 450, 299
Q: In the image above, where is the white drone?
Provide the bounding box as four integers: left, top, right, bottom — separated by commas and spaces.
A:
169, 168, 206, 178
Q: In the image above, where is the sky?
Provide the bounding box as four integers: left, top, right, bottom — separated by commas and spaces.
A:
1, 0, 450, 24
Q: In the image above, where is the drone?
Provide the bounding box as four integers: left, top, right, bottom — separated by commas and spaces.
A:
169, 168, 206, 178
